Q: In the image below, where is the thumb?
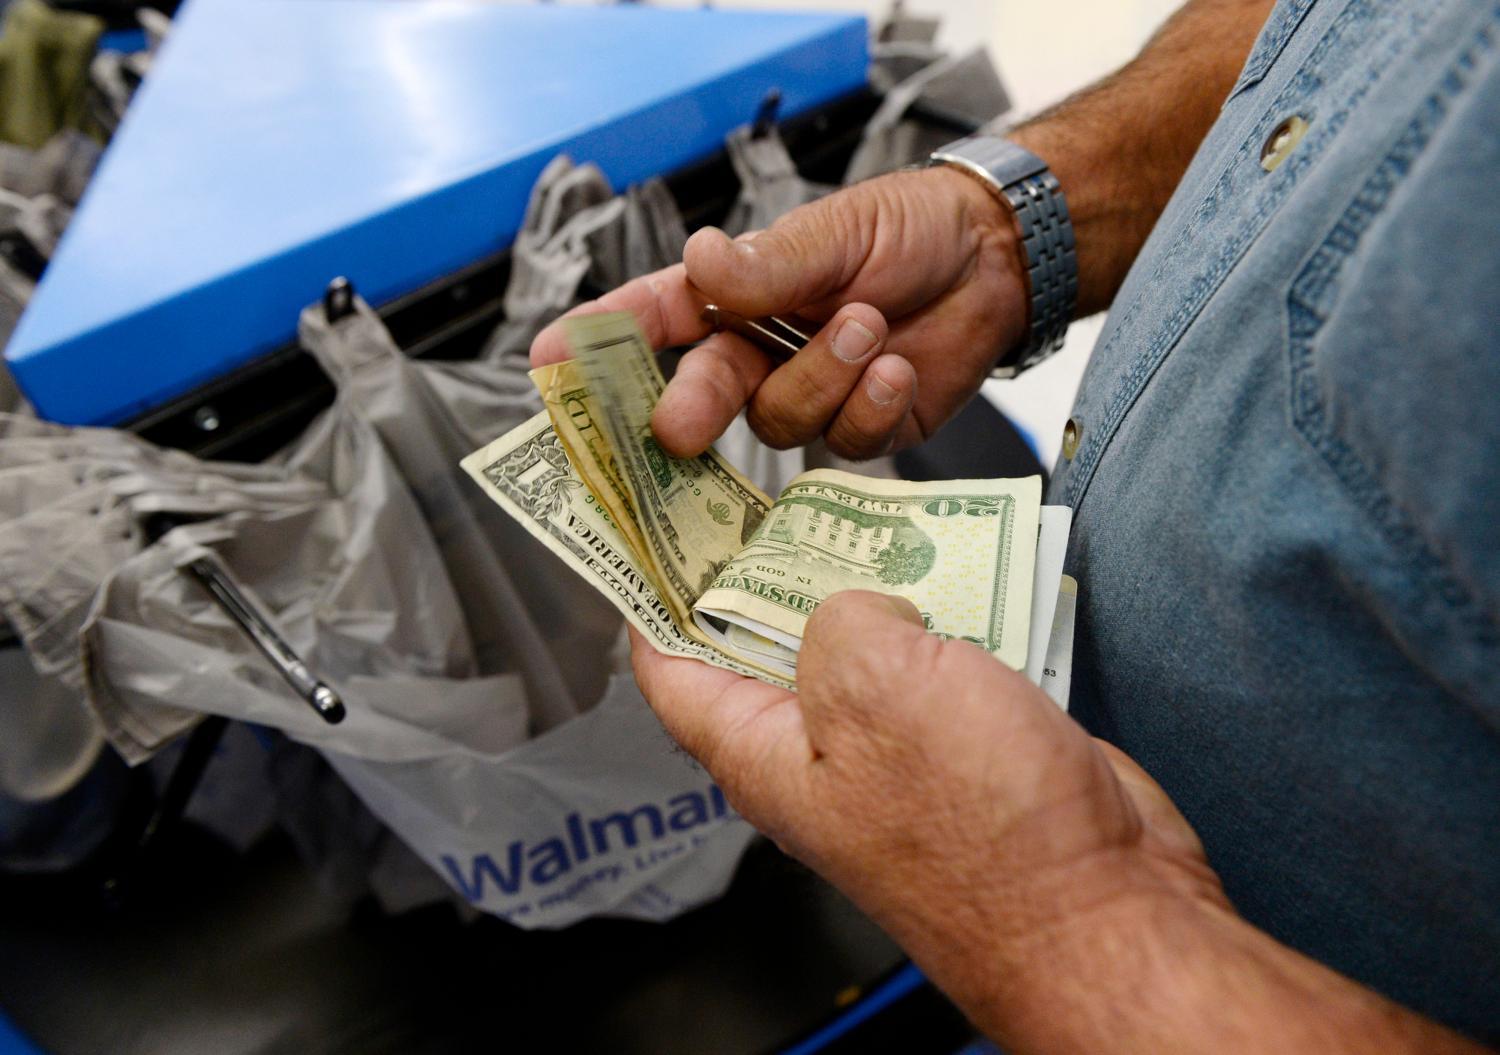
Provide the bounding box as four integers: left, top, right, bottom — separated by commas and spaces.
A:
684, 196, 868, 317
874, 592, 925, 628
1095, 741, 1216, 870
795, 590, 933, 748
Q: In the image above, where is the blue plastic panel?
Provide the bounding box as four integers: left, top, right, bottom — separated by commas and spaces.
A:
6, 0, 867, 425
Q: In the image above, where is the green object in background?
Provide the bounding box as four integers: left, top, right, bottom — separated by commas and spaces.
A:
0, 0, 104, 149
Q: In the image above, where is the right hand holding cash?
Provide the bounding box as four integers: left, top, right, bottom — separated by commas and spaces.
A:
462, 312, 1075, 701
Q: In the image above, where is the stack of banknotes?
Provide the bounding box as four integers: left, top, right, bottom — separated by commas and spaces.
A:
462, 312, 1076, 705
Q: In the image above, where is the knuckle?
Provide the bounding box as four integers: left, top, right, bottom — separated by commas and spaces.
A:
747, 393, 821, 449
825, 416, 891, 461
765, 194, 869, 297
783, 363, 859, 420
688, 349, 750, 416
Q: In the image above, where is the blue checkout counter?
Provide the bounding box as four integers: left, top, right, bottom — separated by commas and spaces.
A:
5, 0, 867, 433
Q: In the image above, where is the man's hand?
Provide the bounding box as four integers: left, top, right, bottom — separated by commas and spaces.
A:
532, 165, 1026, 461
530, 0, 1286, 466
632, 590, 1228, 1044
631, 594, 1492, 1054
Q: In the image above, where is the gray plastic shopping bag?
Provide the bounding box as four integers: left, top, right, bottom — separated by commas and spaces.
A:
324, 674, 755, 926
720, 125, 834, 238
53, 408, 488, 760
478, 155, 624, 372
844, 47, 1011, 183
0, 413, 334, 776
68, 434, 755, 926
298, 295, 620, 732
477, 154, 686, 372
8, 303, 756, 924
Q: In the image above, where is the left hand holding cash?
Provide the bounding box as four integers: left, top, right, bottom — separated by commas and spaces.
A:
531, 163, 1028, 462
629, 588, 1230, 1047
528, 258, 914, 461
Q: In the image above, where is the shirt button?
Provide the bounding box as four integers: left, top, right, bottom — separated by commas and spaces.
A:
1062, 417, 1082, 460
1261, 115, 1310, 172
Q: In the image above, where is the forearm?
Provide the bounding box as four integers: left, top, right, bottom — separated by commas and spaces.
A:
965, 885, 1492, 1054
1009, 0, 1276, 313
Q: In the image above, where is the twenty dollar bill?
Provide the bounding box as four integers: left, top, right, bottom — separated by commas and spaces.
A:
694, 470, 1040, 675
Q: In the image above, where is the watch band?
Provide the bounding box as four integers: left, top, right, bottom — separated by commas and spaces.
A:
928, 136, 1078, 377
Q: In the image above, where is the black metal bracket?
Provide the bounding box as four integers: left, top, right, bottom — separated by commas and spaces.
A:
750, 88, 782, 139
323, 275, 356, 322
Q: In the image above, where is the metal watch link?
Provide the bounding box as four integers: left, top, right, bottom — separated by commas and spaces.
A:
928, 135, 1078, 377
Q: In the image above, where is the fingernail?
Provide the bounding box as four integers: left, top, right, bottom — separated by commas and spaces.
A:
691, 227, 738, 254
882, 594, 925, 626
832, 319, 877, 362
866, 374, 899, 404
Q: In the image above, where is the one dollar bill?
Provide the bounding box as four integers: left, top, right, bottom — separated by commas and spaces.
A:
565, 312, 772, 626
459, 410, 793, 687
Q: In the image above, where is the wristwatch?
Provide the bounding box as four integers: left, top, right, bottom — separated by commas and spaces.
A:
928, 136, 1078, 377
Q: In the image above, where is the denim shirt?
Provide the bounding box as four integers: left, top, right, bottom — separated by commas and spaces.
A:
1051, 0, 1500, 1040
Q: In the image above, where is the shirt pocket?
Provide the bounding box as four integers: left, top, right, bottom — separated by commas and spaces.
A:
1225, 0, 1321, 104
1285, 13, 1500, 709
